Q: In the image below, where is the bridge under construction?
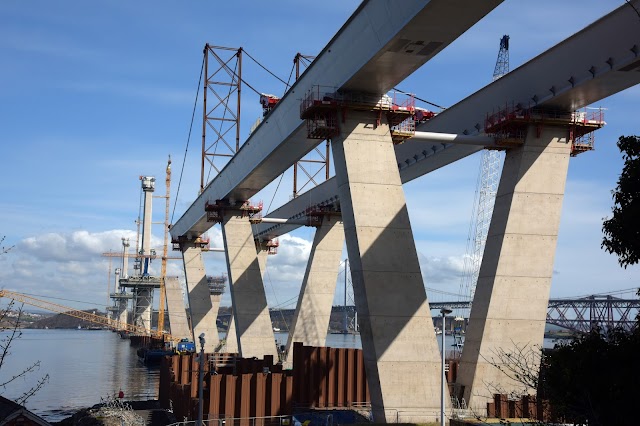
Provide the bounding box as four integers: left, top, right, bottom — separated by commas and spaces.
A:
4, 1, 631, 423
157, 1, 640, 422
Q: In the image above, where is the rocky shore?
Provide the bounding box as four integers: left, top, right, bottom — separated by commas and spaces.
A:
53, 400, 176, 426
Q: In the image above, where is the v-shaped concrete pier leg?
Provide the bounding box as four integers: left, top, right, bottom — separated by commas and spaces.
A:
224, 243, 269, 353
331, 111, 442, 423
116, 299, 128, 331
457, 125, 572, 411
181, 244, 219, 352
285, 217, 344, 359
165, 276, 192, 340
224, 240, 269, 354
224, 311, 238, 353
221, 214, 278, 359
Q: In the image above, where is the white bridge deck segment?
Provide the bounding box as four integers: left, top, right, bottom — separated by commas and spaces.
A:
255, 0, 640, 240
170, 0, 505, 241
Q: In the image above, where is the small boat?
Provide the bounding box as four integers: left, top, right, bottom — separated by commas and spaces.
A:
137, 347, 174, 365
273, 327, 281, 332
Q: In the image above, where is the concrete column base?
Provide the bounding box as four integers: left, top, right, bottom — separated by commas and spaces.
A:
133, 288, 152, 331
117, 300, 128, 331
285, 218, 344, 359
165, 276, 191, 340
457, 125, 572, 411
224, 312, 238, 353
182, 245, 219, 352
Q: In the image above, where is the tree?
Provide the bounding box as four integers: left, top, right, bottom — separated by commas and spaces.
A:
0, 236, 49, 405
542, 325, 640, 426
602, 135, 640, 267
480, 342, 544, 401
476, 327, 640, 426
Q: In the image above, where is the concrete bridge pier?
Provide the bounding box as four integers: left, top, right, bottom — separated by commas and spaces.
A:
208, 284, 225, 348
221, 214, 278, 359
456, 124, 573, 411
285, 217, 344, 361
165, 276, 192, 340
221, 239, 269, 354
116, 300, 128, 331
223, 311, 238, 353
181, 243, 219, 352
133, 289, 152, 330
331, 110, 442, 423
255, 240, 270, 279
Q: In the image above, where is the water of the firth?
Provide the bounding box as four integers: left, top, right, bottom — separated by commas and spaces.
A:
1, 329, 551, 422
0, 329, 159, 422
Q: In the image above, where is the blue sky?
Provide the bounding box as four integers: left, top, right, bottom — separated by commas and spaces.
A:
1, 0, 638, 313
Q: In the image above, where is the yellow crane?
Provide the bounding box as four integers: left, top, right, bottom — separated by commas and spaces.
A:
0, 289, 183, 343
158, 156, 172, 333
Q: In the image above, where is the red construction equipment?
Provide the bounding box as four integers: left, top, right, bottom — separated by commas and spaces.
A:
484, 104, 605, 155
299, 86, 434, 144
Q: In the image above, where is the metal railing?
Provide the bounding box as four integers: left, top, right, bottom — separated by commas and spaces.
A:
168, 415, 293, 426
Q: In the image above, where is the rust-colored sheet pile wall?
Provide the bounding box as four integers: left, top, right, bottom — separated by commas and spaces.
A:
159, 342, 377, 421
291, 342, 369, 408
159, 343, 466, 421
160, 352, 293, 421
486, 394, 551, 422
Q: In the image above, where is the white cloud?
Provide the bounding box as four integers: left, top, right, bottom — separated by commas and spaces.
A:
419, 253, 465, 286
19, 230, 138, 263
0, 229, 174, 309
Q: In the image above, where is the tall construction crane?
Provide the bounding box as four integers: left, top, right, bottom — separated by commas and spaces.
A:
460, 35, 509, 304
157, 157, 172, 332
0, 289, 183, 342
493, 35, 509, 82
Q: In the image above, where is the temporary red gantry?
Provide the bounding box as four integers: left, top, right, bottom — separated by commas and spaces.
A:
299, 86, 435, 144
484, 104, 605, 156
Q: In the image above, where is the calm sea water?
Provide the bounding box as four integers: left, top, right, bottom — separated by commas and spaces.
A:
1, 329, 555, 422
0, 329, 159, 422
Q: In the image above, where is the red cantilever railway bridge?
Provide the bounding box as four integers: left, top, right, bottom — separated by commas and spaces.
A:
430, 295, 640, 333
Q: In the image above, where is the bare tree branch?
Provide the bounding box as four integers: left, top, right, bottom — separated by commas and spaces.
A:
481, 341, 543, 392
0, 238, 49, 404
0, 302, 24, 371
0, 236, 14, 255
0, 360, 42, 388
15, 374, 49, 406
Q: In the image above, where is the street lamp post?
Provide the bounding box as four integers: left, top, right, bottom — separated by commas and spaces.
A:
440, 308, 452, 426
197, 333, 206, 426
